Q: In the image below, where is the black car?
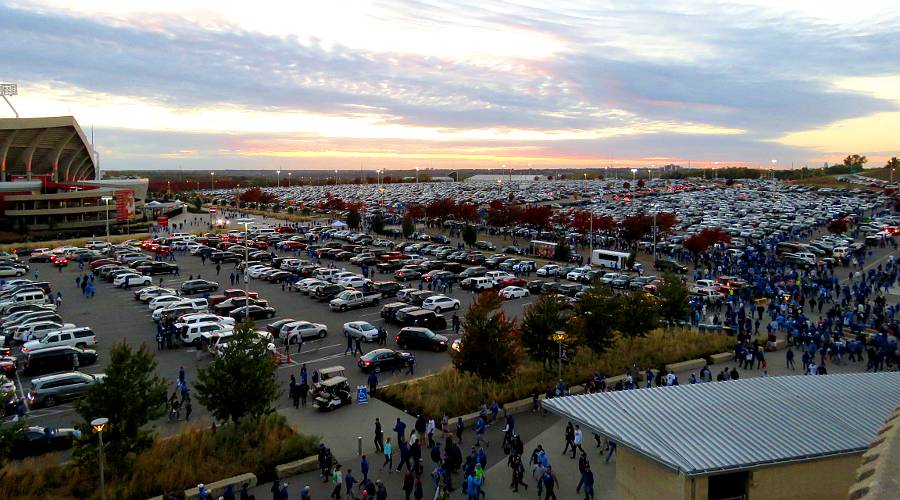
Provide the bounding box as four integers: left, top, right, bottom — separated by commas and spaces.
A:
381, 302, 411, 322
579, 270, 602, 284
501, 246, 523, 255
407, 290, 436, 306
21, 346, 98, 376
135, 261, 179, 275
210, 251, 242, 263
430, 235, 450, 244
249, 251, 273, 262
9, 426, 78, 459
653, 259, 688, 274
313, 284, 346, 301
527, 280, 546, 294
558, 283, 585, 297
398, 308, 447, 330
372, 281, 402, 298
395, 327, 448, 351
357, 348, 415, 373
181, 279, 219, 295
484, 255, 506, 269
230, 305, 277, 321
376, 261, 404, 272
459, 266, 487, 279
541, 281, 562, 294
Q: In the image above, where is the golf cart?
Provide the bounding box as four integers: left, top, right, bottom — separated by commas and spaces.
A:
311, 376, 352, 411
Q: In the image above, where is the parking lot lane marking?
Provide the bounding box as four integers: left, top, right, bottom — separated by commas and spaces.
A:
302, 352, 351, 364
297, 343, 342, 355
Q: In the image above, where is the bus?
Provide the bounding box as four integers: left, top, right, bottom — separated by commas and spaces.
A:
591, 249, 631, 269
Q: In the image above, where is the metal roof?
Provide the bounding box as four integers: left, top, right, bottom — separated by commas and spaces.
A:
0, 116, 96, 182
543, 372, 900, 476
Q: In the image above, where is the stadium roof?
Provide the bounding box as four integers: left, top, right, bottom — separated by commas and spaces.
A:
543, 372, 900, 476
0, 116, 97, 182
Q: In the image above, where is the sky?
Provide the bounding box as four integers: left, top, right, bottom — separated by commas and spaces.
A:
2, 0, 900, 171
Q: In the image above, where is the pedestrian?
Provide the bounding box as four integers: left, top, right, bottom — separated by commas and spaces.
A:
185, 400, 193, 421
55, 291, 62, 308
344, 468, 356, 499
360, 454, 370, 484
354, 336, 363, 357
368, 371, 378, 396
406, 356, 415, 375
541, 465, 559, 500
329, 463, 343, 499
402, 469, 414, 500
365, 416, 382, 452
381, 437, 394, 471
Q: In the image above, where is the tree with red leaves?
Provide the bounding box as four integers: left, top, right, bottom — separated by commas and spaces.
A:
637, 178, 645, 189
406, 203, 426, 219
519, 206, 552, 229
425, 198, 457, 220
826, 219, 848, 234
453, 203, 479, 222
683, 228, 731, 259
654, 212, 678, 235
620, 213, 653, 244
239, 187, 276, 204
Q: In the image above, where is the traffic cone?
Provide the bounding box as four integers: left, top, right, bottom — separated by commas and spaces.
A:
285, 347, 292, 364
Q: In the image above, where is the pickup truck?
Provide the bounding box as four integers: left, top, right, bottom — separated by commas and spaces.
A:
208, 289, 260, 307
329, 290, 382, 312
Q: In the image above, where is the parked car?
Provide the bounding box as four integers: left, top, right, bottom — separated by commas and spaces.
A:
396, 308, 447, 329
21, 327, 96, 354
181, 279, 219, 295
21, 346, 98, 375
343, 321, 380, 342
499, 286, 529, 299
395, 327, 448, 351
230, 304, 277, 321
420, 295, 460, 313
357, 348, 415, 373
8, 426, 79, 459
29, 371, 105, 408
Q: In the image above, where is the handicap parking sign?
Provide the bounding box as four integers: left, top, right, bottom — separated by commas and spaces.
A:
356, 385, 368, 405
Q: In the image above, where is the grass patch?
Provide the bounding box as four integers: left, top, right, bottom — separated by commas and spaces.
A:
789, 175, 880, 191
0, 414, 318, 500
380, 329, 735, 416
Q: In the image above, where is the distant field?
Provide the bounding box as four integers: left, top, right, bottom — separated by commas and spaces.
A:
790, 175, 879, 191
859, 168, 895, 181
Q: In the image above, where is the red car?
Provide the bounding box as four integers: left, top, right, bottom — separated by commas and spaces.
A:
90, 259, 117, 270
280, 241, 306, 250
275, 226, 296, 234
49, 255, 68, 266
497, 277, 527, 288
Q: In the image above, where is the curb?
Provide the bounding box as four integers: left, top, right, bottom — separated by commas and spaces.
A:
147, 472, 257, 500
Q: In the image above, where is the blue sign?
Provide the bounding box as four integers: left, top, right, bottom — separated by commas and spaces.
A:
356, 385, 369, 405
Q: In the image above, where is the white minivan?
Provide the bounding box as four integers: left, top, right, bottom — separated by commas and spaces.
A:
0, 290, 50, 315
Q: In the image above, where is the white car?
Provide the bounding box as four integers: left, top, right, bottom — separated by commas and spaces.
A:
85, 240, 110, 251
536, 264, 560, 276
343, 321, 379, 342
331, 271, 358, 284
566, 266, 592, 281
421, 295, 460, 313
499, 286, 529, 299
297, 278, 326, 294
147, 294, 181, 311
136, 286, 176, 302
247, 266, 273, 279
0, 266, 26, 278
282, 321, 328, 344
175, 313, 235, 331
337, 275, 367, 288
114, 273, 152, 288
598, 272, 620, 285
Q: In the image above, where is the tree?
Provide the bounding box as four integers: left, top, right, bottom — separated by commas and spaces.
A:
572, 285, 618, 354
346, 208, 361, 230
520, 295, 570, 368
636, 178, 645, 189
462, 224, 477, 247
656, 273, 691, 327
885, 157, 900, 171
683, 227, 731, 258
826, 219, 848, 234
371, 214, 385, 234
620, 213, 653, 245
195, 323, 281, 423
75, 342, 167, 470
843, 154, 868, 171
450, 292, 522, 384
553, 238, 571, 261
617, 292, 659, 340
401, 216, 416, 238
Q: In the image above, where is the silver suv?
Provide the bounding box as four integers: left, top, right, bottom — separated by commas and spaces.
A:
29, 371, 105, 408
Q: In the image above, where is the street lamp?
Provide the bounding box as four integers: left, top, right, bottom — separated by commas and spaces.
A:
652, 203, 658, 262
334, 169, 339, 185
210, 172, 215, 190
415, 167, 420, 184
1, 83, 18, 118
276, 169, 281, 188
101, 196, 113, 243
237, 217, 255, 320
771, 159, 777, 181
552, 331, 568, 381
287, 171, 292, 187
91, 417, 109, 500
630, 168, 637, 198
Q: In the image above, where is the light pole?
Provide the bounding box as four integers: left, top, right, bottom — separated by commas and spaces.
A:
630, 168, 637, 197
237, 217, 254, 320
415, 167, 420, 184
210, 171, 215, 190
287, 171, 292, 187
276, 169, 281, 188
101, 196, 112, 243
0, 83, 18, 118
652, 203, 658, 262
552, 331, 567, 381
891, 167, 895, 184
334, 170, 339, 186
771, 159, 777, 181
91, 417, 109, 500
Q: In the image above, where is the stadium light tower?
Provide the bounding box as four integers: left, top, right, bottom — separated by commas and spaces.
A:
276, 169, 281, 188
1, 83, 18, 118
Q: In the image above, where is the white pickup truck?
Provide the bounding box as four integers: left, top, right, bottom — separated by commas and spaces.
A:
329, 290, 382, 312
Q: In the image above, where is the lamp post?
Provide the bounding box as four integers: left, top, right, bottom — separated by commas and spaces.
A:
771, 159, 777, 181
334, 169, 339, 186
276, 169, 281, 188
552, 331, 568, 381
287, 171, 292, 187
630, 168, 637, 198
210, 171, 215, 190
91, 417, 109, 500
0, 83, 18, 118
652, 203, 658, 262
237, 217, 254, 320
101, 196, 113, 243
891, 167, 895, 184
415, 167, 420, 184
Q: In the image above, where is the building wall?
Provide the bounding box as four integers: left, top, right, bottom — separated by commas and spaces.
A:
616, 448, 693, 500
616, 447, 861, 500
747, 453, 861, 500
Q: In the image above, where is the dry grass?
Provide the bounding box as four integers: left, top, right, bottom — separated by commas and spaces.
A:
380, 329, 735, 416
790, 175, 880, 191
0, 415, 318, 500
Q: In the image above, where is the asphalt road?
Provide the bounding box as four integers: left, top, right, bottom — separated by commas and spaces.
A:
15, 217, 540, 432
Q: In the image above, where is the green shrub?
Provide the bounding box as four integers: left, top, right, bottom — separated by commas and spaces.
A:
380, 329, 734, 416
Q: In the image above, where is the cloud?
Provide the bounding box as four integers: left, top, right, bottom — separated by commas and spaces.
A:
2, 0, 900, 169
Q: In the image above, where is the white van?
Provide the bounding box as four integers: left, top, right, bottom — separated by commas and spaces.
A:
0, 290, 50, 315
183, 321, 233, 347
466, 277, 494, 291
484, 271, 511, 284
314, 268, 340, 282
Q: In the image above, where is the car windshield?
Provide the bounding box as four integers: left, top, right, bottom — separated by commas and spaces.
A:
356, 322, 374, 330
